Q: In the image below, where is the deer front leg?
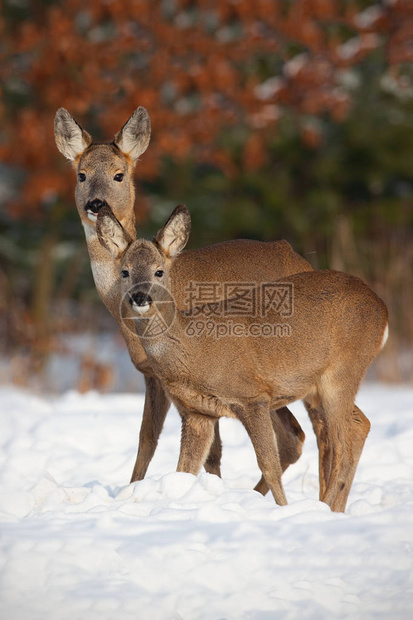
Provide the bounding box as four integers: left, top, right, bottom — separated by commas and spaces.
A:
130, 375, 171, 483
237, 402, 287, 506
177, 409, 216, 475
204, 421, 222, 477
254, 406, 305, 495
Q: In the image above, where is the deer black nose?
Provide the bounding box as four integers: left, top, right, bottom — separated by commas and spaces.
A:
86, 198, 107, 214
130, 291, 153, 307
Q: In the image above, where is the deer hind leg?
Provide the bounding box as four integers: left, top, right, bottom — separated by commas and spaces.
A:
254, 406, 305, 496
304, 399, 371, 511
204, 421, 222, 477
317, 375, 367, 512
177, 409, 216, 475
130, 375, 171, 483
237, 402, 287, 506
303, 401, 331, 500
329, 404, 370, 512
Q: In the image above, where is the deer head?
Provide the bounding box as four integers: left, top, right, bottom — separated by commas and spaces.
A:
54, 107, 151, 236
96, 204, 190, 317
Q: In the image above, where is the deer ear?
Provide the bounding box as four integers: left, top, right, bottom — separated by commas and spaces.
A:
155, 205, 191, 258
54, 108, 92, 161
96, 206, 132, 259
113, 107, 151, 163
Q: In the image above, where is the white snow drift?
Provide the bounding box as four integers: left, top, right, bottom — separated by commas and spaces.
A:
0, 384, 412, 619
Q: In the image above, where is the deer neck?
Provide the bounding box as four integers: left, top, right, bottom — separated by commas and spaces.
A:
82, 222, 151, 372
137, 313, 188, 378
82, 221, 125, 322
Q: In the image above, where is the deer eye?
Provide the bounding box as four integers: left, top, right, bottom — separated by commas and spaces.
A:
114, 173, 124, 182
78, 172, 86, 182
155, 270, 164, 278
121, 270, 129, 278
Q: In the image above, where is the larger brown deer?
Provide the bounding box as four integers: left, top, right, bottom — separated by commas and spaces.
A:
54, 107, 309, 488
96, 204, 389, 512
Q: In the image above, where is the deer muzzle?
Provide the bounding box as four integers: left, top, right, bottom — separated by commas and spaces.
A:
129, 291, 153, 315
85, 198, 108, 221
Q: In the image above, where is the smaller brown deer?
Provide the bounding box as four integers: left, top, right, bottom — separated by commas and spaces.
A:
97, 205, 388, 512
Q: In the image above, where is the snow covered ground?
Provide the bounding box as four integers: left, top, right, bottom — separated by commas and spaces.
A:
0, 383, 412, 619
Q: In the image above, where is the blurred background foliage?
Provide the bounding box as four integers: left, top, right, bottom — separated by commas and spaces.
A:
0, 0, 412, 389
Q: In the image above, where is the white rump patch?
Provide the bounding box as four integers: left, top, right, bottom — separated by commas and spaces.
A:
381, 324, 389, 349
